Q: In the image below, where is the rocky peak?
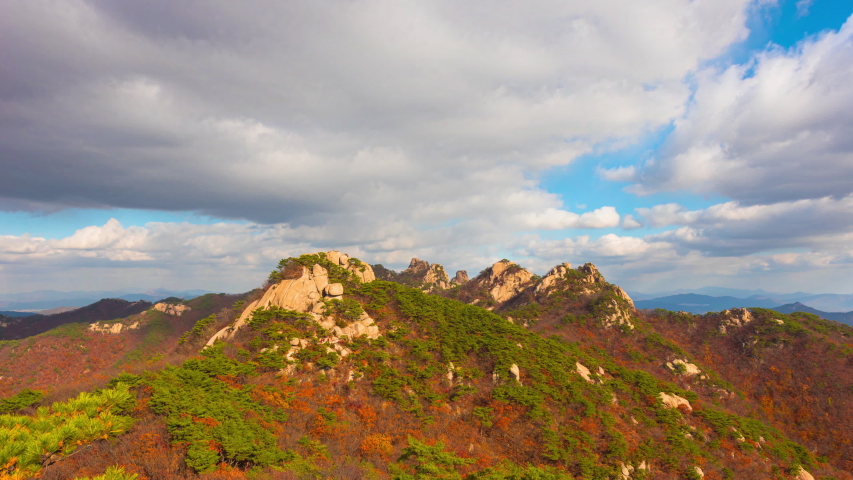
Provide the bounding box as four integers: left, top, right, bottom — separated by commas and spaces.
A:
534, 262, 572, 295
400, 257, 451, 290
403, 258, 430, 276
485, 260, 535, 304
451, 270, 469, 285
207, 250, 375, 345
423, 264, 450, 289
579, 263, 604, 284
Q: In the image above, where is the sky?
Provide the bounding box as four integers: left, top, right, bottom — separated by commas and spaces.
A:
1, 0, 852, 295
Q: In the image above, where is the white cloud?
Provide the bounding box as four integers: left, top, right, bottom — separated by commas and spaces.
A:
796, 0, 813, 17
621, 214, 642, 229
0, 0, 760, 229
604, 15, 853, 204
515, 206, 620, 230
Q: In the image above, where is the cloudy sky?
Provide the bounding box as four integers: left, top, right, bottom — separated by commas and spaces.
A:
1, 0, 852, 295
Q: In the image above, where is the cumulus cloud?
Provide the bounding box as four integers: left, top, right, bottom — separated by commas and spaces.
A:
633, 195, 853, 255
0, 0, 758, 230
517, 206, 620, 230
602, 15, 853, 204
513, 230, 853, 294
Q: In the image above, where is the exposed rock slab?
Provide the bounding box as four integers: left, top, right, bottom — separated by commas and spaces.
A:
153, 303, 191, 316
659, 392, 692, 412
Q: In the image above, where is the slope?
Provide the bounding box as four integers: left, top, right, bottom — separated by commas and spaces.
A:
0, 251, 845, 479
773, 302, 853, 325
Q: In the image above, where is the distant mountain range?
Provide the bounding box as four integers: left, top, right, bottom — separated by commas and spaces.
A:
0, 298, 154, 340
633, 293, 853, 326
634, 293, 782, 313
0, 288, 213, 312
628, 287, 853, 312
773, 302, 853, 325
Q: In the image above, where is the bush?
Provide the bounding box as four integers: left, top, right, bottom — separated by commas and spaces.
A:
0, 388, 44, 414
0, 384, 136, 478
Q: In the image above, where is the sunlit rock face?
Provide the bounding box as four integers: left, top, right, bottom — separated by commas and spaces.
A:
206, 251, 376, 346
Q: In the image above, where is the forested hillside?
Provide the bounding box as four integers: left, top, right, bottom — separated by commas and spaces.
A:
0, 252, 850, 480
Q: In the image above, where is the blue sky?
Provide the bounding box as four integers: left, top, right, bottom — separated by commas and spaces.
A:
1, 0, 852, 296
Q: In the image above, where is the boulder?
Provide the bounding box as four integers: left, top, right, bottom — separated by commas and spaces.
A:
576, 362, 593, 383
326, 250, 342, 265
312, 264, 329, 291
666, 359, 702, 376
659, 392, 692, 412
509, 364, 521, 383
693, 466, 704, 478
325, 283, 344, 296
618, 462, 634, 480
338, 253, 349, 265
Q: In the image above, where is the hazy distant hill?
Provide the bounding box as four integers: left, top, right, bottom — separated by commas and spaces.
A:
0, 289, 212, 311
630, 288, 853, 313
773, 302, 853, 326
634, 293, 782, 313
0, 298, 153, 340
0, 311, 36, 318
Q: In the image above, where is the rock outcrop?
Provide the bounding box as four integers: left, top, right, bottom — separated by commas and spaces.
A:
424, 264, 450, 289
509, 364, 521, 383
666, 358, 702, 377
207, 251, 376, 346
795, 466, 815, 480
613, 286, 635, 309
576, 362, 594, 383
719, 308, 754, 334
534, 262, 571, 295
485, 260, 535, 304
451, 270, 469, 285
658, 392, 692, 412
617, 460, 649, 480
578, 263, 604, 284
599, 297, 635, 330
402, 258, 450, 289
89, 321, 140, 335
153, 303, 191, 316
403, 258, 430, 276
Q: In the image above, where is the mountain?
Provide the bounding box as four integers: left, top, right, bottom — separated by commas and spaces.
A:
773, 302, 853, 325
0, 298, 154, 340
630, 288, 853, 312
1, 251, 851, 479
634, 293, 782, 313
0, 310, 36, 317
0, 289, 213, 311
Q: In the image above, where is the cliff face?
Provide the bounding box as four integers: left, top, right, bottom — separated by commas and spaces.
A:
207, 250, 377, 346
